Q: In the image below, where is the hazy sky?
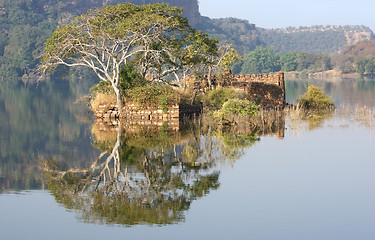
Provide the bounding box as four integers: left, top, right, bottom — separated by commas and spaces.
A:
199, 0, 375, 31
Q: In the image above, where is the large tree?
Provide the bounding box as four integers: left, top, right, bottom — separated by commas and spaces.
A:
40, 3, 217, 106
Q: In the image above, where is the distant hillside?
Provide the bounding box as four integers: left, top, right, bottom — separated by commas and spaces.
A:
196, 17, 260, 54
118, 0, 201, 26
333, 40, 375, 73
258, 25, 375, 53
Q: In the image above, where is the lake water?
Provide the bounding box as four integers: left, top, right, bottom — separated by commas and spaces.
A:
0, 78, 374, 240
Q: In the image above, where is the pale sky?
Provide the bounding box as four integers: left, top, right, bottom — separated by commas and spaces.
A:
199, 0, 375, 31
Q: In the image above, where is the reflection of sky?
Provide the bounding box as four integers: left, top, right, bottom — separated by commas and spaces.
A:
286, 79, 375, 108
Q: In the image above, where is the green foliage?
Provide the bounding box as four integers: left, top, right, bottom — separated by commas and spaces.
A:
239, 47, 334, 74
90, 64, 147, 95
219, 132, 259, 159
0, 0, 203, 81
218, 45, 242, 70
240, 47, 281, 74
356, 57, 375, 75
0, 0, 103, 81
119, 64, 147, 90
197, 17, 259, 54
40, 2, 218, 106
297, 85, 335, 110
1, 0, 373, 82
295, 52, 332, 72
125, 84, 180, 107
213, 99, 259, 118
277, 52, 298, 72
356, 58, 368, 75
183, 30, 219, 66
365, 58, 375, 74
202, 88, 236, 109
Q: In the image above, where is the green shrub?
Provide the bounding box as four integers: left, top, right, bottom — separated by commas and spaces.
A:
202, 88, 234, 109
202, 87, 249, 109
213, 98, 259, 118
125, 84, 180, 107
297, 85, 335, 110
119, 64, 147, 90
90, 64, 147, 97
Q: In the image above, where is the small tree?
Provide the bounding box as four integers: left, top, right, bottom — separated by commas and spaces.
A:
40, 3, 217, 106
208, 44, 241, 87
297, 85, 335, 110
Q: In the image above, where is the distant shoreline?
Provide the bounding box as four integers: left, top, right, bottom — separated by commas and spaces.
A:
285, 70, 374, 80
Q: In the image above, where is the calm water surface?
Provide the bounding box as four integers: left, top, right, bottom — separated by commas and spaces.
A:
0, 78, 374, 240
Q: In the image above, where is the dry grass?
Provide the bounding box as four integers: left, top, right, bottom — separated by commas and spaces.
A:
90, 93, 116, 111
91, 122, 118, 142
344, 105, 375, 129
286, 104, 375, 135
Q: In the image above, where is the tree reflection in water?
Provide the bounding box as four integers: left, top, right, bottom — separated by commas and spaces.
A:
42, 112, 285, 226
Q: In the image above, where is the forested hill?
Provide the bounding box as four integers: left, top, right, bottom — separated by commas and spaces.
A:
0, 0, 201, 81
196, 17, 260, 54
258, 25, 375, 53
1, 0, 374, 81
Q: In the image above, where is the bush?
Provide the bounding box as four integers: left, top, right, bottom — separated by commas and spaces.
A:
297, 85, 335, 110
119, 64, 147, 90
124, 85, 180, 109
213, 98, 259, 118
202, 88, 234, 109
90, 64, 147, 97
202, 87, 248, 109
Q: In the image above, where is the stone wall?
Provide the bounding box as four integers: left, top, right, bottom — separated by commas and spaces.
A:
229, 72, 285, 109
186, 71, 286, 109
230, 72, 284, 86
95, 103, 181, 130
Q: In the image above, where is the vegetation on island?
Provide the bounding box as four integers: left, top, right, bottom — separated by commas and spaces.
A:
296, 85, 335, 110
200, 88, 259, 119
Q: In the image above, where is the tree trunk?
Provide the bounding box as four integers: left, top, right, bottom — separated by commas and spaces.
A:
114, 87, 122, 107
207, 66, 212, 89
111, 81, 122, 111
191, 90, 198, 105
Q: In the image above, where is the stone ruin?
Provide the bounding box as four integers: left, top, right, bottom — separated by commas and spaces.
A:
186, 71, 286, 109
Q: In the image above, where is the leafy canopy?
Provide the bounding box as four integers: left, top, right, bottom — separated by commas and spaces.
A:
40, 3, 218, 105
